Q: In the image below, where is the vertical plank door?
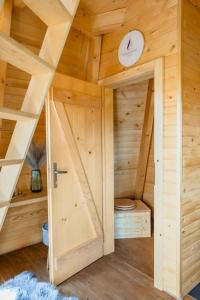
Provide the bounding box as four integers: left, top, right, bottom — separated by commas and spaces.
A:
46, 73, 114, 285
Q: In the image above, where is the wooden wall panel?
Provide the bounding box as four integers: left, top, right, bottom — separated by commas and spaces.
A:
0, 193, 47, 255
100, 0, 177, 79
163, 52, 180, 297
114, 80, 155, 213
181, 0, 200, 295
100, 1, 181, 297
114, 81, 149, 198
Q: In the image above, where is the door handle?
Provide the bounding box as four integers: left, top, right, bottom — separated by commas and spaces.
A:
54, 170, 68, 175
53, 162, 68, 188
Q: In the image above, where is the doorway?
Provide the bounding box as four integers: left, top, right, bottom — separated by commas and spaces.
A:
113, 79, 154, 278
101, 58, 164, 290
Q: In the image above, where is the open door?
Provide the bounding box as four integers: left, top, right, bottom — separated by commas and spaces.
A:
46, 73, 114, 285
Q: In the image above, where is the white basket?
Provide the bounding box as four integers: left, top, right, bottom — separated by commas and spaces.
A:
42, 223, 49, 246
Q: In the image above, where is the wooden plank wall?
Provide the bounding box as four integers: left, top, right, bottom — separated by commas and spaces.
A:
0, 192, 47, 255
99, 0, 181, 297
114, 81, 148, 198
181, 0, 200, 295
114, 80, 154, 213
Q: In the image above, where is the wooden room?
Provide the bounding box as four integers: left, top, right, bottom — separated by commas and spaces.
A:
0, 1, 200, 300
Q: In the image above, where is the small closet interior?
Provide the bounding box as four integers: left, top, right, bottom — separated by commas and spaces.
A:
113, 79, 155, 278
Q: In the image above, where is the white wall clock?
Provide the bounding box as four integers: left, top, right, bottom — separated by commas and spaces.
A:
118, 30, 144, 67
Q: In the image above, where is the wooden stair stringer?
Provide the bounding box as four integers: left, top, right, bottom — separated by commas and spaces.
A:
0, 0, 80, 230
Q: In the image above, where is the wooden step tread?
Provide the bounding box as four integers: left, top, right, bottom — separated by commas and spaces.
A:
0, 107, 39, 121
22, 0, 79, 26
11, 190, 47, 208
11, 190, 47, 204
0, 159, 24, 167
0, 32, 55, 75
0, 191, 47, 210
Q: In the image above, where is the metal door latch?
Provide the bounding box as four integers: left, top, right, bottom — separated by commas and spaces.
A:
53, 162, 68, 188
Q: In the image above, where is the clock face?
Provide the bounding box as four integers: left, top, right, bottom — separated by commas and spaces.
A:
118, 30, 144, 67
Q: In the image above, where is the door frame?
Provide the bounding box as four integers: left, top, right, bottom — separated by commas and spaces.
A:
100, 58, 164, 291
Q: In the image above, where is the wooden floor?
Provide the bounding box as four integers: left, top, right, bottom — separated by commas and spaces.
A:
0, 237, 178, 300
115, 237, 154, 278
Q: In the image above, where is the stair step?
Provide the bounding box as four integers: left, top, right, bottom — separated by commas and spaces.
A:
23, 0, 77, 26
0, 32, 55, 75
0, 107, 39, 121
0, 159, 24, 167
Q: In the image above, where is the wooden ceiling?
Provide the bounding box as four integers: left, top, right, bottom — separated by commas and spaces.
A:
13, 0, 200, 14
13, 0, 128, 37
14, 0, 131, 15
80, 0, 130, 14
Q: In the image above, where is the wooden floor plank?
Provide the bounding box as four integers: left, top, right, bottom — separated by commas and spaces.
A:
0, 239, 175, 300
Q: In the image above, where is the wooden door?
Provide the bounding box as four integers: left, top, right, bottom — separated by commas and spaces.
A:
46, 73, 114, 285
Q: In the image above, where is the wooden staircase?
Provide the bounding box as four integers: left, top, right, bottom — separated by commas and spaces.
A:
0, 0, 79, 230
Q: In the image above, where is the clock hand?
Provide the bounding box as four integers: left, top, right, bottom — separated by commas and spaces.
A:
127, 39, 131, 50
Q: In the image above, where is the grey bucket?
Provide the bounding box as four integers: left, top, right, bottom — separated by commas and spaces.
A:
42, 223, 49, 247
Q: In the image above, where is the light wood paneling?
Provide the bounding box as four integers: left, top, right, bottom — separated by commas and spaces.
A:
114, 81, 149, 199
0, 191, 47, 255
102, 87, 114, 255
100, 0, 181, 297
99, 1, 178, 79
181, 0, 200, 295
87, 36, 102, 83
